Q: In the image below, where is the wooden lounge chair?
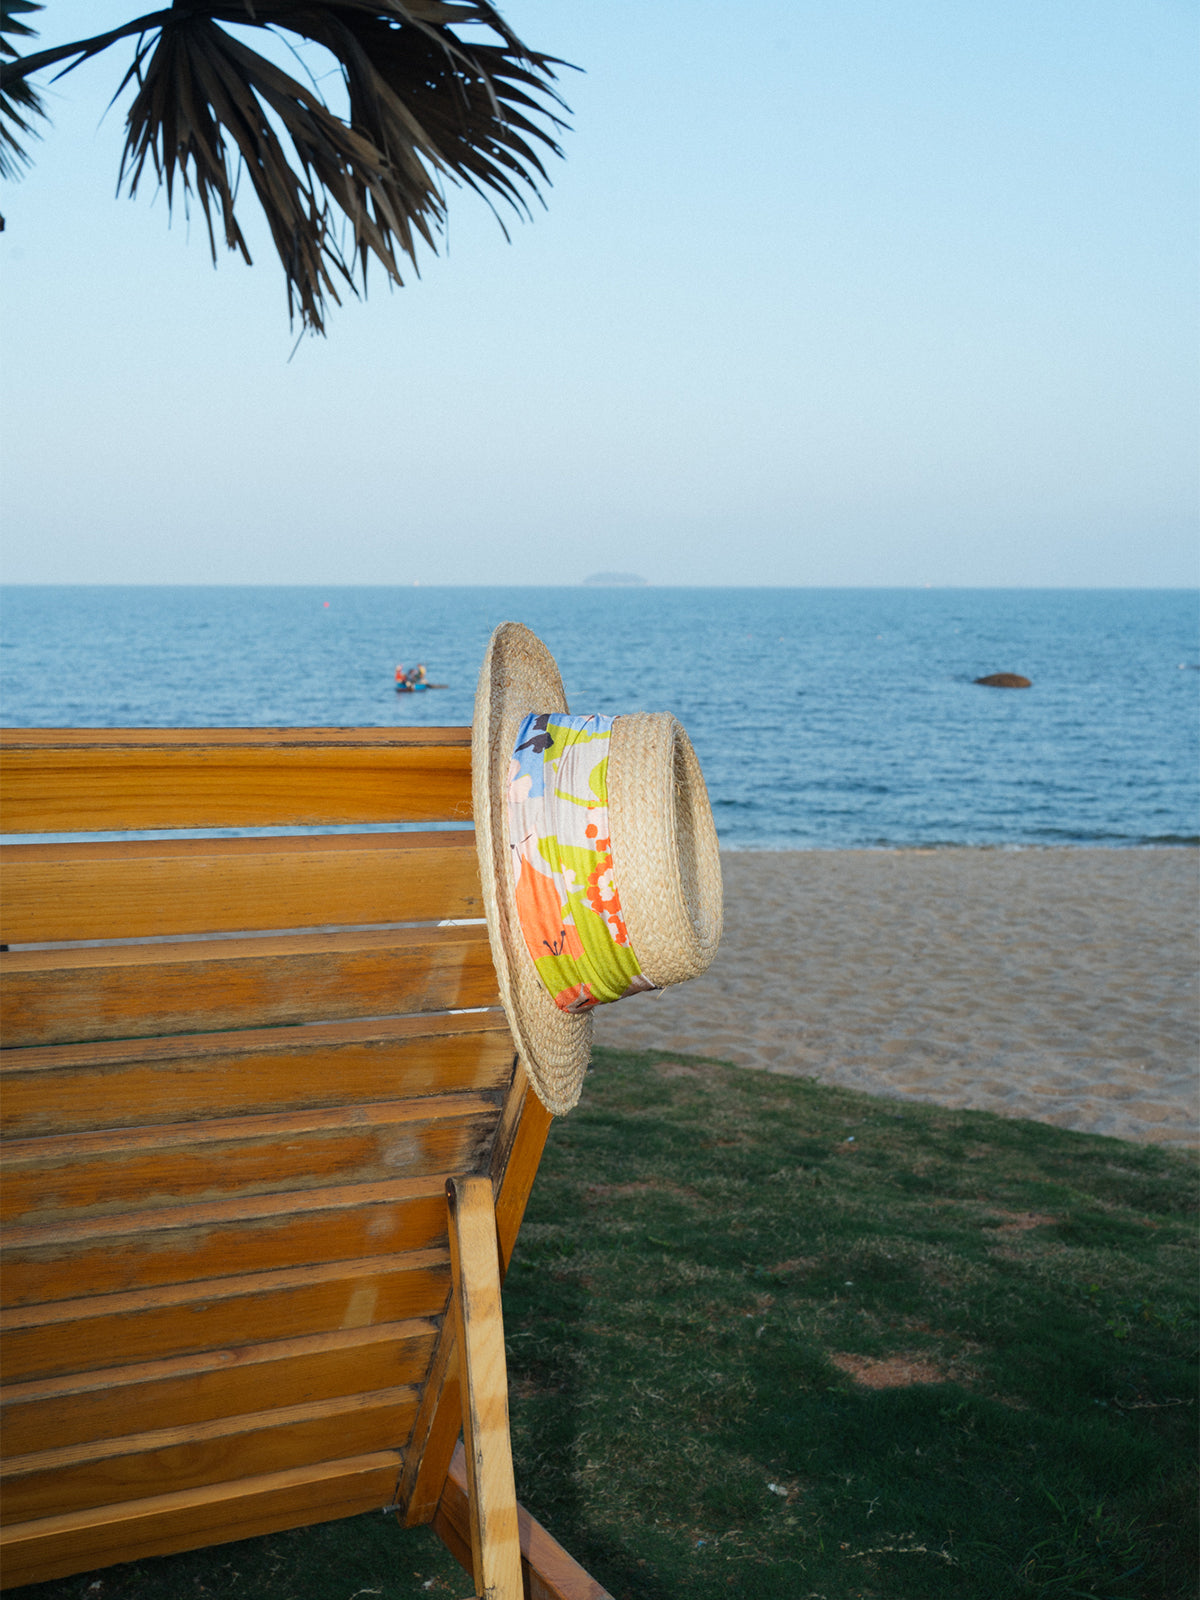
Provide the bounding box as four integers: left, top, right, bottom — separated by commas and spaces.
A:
0, 727, 610, 1599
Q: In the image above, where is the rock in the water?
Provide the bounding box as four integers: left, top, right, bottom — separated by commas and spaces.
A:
974, 673, 1032, 689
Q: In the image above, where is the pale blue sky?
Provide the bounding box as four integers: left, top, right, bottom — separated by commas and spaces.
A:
1, 1, 1196, 586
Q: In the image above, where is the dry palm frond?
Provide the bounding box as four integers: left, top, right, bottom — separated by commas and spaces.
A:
0, 1, 569, 330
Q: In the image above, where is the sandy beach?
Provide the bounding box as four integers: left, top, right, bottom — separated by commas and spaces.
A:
595, 848, 1199, 1149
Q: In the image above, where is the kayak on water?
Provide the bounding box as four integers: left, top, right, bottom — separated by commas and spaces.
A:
394, 663, 445, 692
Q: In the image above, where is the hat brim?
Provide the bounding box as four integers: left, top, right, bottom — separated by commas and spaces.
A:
472, 622, 593, 1115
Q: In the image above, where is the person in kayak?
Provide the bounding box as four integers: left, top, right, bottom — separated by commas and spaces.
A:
395, 663, 434, 691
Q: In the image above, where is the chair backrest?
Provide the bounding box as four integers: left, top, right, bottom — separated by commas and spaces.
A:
0, 728, 551, 1590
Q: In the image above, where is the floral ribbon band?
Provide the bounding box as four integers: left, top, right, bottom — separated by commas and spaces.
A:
507, 711, 656, 1013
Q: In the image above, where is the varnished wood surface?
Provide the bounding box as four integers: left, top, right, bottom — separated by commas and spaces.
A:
1, 1320, 437, 1456
1, 1097, 500, 1224
447, 1176, 522, 1600
1, 1180, 450, 1305
0, 831, 482, 944
1, 922, 499, 1046
401, 1075, 553, 1527
0, 729, 472, 747
493, 1077, 555, 1279
1, 1384, 420, 1523
0, 724, 568, 1592
0, 728, 473, 832
0, 1012, 512, 1137
0, 1449, 406, 1589
435, 1443, 616, 1600
398, 1307, 463, 1533
1, 1252, 451, 1382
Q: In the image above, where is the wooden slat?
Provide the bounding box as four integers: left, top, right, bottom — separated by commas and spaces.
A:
435, 1443, 616, 1600
0, 1449, 405, 1589
399, 1304, 464, 1528
0, 727, 472, 832
0, 724, 573, 1590
432, 1458, 474, 1573
402, 1073, 553, 1527
493, 1080, 556, 1280
1, 1096, 500, 1225
0, 831, 482, 944
0, 729, 471, 747
0, 1012, 512, 1138
447, 1176, 522, 1600
1, 1320, 437, 1456
0, 1252, 450, 1382
1, 1178, 450, 1306
0, 923, 499, 1046
1, 1385, 419, 1523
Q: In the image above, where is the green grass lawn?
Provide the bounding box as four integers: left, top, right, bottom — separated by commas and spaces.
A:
14, 1048, 1197, 1600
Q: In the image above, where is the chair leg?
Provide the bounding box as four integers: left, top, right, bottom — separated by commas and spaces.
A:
446, 1176, 523, 1600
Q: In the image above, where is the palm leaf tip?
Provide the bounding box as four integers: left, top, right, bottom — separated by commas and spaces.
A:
1, 1, 573, 333
0, 0, 45, 179
0, 0, 42, 56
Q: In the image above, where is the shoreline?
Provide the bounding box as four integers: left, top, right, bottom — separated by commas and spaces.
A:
716, 841, 1200, 850
595, 847, 1199, 1149
713, 840, 1200, 855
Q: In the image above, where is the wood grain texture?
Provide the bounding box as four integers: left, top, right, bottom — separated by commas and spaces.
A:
0, 831, 482, 944
0, 729, 471, 747
435, 1443, 616, 1600
0, 1449, 404, 1589
430, 1461, 474, 1575
0, 1013, 512, 1137
1, 1252, 450, 1382
1, 1181, 450, 1306
0, 729, 472, 832
397, 1314, 464, 1530
401, 1075, 552, 1527
0, 923, 500, 1047
1, 1320, 437, 1456
0, 722, 567, 1590
447, 1175, 522, 1600
492, 1077, 554, 1279
1, 1097, 500, 1225
1, 1384, 420, 1523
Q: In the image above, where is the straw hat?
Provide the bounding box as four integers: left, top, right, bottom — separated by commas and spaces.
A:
472, 622, 723, 1114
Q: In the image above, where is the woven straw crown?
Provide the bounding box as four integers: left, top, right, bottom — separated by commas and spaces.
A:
472, 622, 723, 1115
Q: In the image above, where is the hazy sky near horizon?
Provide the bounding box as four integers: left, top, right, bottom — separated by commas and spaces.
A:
1, 0, 1196, 588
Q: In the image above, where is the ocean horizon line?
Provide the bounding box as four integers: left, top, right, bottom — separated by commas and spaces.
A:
4, 586, 1193, 851
3, 581, 1197, 593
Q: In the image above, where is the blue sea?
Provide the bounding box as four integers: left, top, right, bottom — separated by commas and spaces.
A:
1, 587, 1196, 850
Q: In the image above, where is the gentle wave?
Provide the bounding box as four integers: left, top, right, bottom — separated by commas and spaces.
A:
2, 585, 1196, 850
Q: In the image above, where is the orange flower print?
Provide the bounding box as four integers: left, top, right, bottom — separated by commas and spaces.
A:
585, 853, 629, 946
508, 711, 647, 1012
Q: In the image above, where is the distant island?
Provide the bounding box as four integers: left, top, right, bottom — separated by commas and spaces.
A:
581, 572, 648, 587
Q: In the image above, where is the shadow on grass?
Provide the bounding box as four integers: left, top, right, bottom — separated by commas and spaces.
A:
9, 1514, 469, 1600
502, 1048, 1198, 1600
10, 1048, 1198, 1600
